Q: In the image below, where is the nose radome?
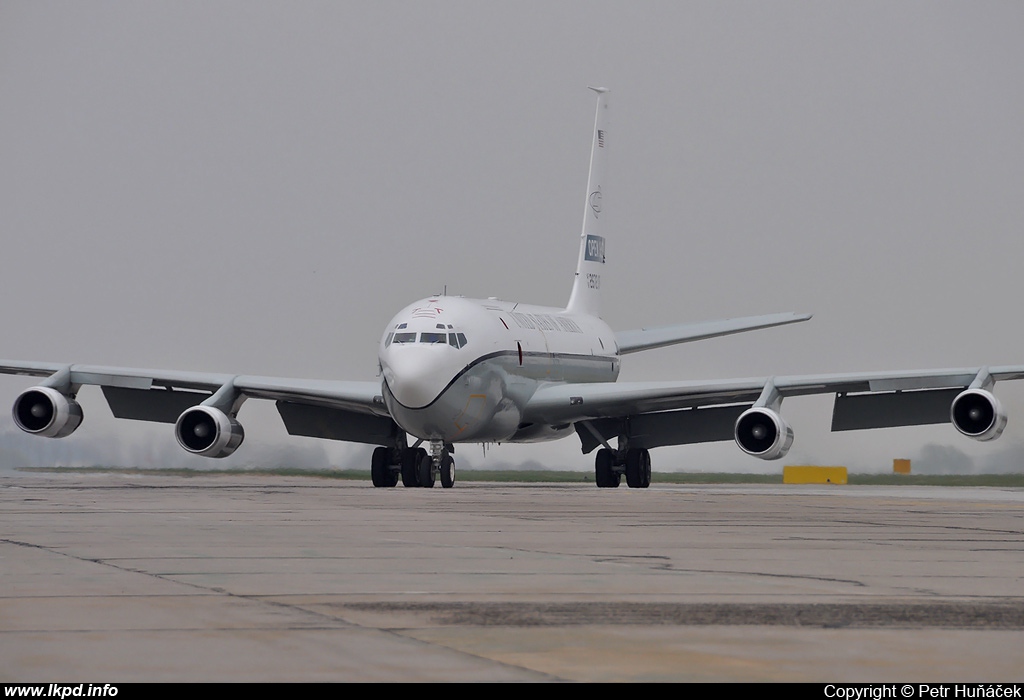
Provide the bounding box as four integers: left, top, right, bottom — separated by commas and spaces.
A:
382, 349, 449, 409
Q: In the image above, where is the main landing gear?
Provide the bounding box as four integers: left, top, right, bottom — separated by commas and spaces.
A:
595, 447, 651, 488
371, 441, 455, 489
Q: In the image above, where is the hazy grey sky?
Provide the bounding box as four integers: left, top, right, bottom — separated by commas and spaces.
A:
2, 2, 1024, 473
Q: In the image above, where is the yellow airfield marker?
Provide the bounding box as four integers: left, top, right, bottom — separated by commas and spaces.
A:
783, 466, 848, 484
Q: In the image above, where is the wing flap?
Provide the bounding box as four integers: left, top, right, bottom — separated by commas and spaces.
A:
102, 386, 209, 424
831, 388, 962, 431
574, 404, 749, 453
277, 401, 400, 445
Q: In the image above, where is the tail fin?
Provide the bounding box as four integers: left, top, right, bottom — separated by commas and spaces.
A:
565, 87, 610, 317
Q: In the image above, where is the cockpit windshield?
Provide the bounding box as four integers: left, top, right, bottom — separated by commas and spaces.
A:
386, 330, 468, 348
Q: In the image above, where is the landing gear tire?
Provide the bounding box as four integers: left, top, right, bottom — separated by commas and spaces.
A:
440, 453, 455, 488
371, 446, 397, 487
401, 448, 424, 487
595, 448, 620, 488
625, 448, 651, 489
417, 451, 435, 488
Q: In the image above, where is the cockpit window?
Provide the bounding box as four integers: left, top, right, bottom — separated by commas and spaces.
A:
447, 333, 469, 349
391, 331, 467, 347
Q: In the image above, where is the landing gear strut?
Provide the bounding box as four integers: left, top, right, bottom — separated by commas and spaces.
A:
594, 446, 651, 489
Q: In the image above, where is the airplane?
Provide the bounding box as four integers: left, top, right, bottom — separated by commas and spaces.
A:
3, 87, 1023, 488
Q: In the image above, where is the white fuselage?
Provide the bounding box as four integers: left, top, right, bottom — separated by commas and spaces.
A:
379, 296, 620, 443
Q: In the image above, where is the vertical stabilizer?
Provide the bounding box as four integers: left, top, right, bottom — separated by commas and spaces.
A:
566, 87, 610, 317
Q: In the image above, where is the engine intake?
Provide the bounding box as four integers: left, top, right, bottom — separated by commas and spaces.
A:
735, 407, 794, 460
12, 386, 83, 438
951, 389, 1006, 442
174, 406, 245, 458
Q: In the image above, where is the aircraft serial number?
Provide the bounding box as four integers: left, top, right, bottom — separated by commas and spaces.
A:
587, 273, 601, 289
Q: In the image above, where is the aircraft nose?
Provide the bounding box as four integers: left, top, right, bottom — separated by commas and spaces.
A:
382, 349, 450, 409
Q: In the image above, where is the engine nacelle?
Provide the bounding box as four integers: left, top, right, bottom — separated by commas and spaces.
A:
174, 406, 245, 458
951, 389, 1007, 442
734, 407, 794, 460
12, 386, 83, 438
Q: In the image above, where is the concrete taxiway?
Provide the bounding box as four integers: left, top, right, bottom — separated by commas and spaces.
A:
1, 472, 1022, 682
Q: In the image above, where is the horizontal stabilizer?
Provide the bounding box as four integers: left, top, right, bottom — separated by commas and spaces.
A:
616, 312, 812, 355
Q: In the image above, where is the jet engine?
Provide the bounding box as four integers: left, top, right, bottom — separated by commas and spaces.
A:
734, 406, 794, 460
950, 389, 1007, 442
174, 406, 245, 458
12, 386, 83, 438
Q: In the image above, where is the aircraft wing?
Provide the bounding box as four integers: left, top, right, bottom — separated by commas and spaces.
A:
0, 360, 386, 412
522, 365, 1024, 454
615, 312, 812, 354
0, 360, 395, 449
